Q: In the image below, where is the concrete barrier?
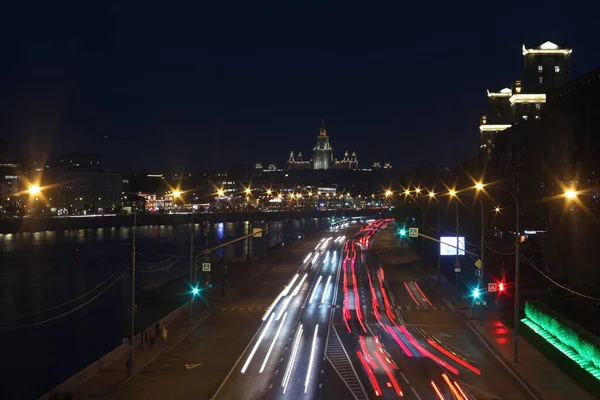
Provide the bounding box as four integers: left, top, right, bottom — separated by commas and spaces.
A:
41, 301, 189, 399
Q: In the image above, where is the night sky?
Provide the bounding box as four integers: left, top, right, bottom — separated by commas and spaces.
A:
1, 2, 599, 173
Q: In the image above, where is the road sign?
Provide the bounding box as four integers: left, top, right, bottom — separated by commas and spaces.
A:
454, 267, 461, 273
252, 227, 262, 237
474, 259, 483, 269
202, 262, 211, 272
488, 282, 498, 293
408, 227, 418, 238
475, 269, 482, 277
185, 363, 202, 370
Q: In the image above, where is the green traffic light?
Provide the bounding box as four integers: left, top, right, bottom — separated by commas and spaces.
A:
473, 288, 480, 298
399, 229, 406, 236
192, 286, 200, 296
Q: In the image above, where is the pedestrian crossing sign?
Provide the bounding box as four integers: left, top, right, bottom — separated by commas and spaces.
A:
202, 262, 211, 272
408, 227, 418, 238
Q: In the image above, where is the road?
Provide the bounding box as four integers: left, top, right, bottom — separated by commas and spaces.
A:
104, 219, 536, 399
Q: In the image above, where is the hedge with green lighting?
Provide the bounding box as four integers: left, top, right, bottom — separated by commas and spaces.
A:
525, 301, 600, 369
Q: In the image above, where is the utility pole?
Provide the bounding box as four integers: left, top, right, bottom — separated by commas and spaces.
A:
127, 211, 137, 372
455, 199, 460, 302
479, 199, 485, 327
188, 210, 194, 319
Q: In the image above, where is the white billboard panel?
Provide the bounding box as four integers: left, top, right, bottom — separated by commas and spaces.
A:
440, 236, 465, 256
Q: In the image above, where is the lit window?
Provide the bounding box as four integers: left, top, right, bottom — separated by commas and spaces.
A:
538, 65, 543, 73
535, 103, 541, 110
538, 76, 543, 84
555, 65, 560, 73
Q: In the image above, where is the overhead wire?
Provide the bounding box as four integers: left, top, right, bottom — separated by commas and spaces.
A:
1, 258, 131, 319
0, 267, 130, 331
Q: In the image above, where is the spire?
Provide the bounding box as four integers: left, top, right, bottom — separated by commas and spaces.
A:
319, 119, 327, 137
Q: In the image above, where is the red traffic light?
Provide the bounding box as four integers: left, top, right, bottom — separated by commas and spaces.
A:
499, 282, 504, 292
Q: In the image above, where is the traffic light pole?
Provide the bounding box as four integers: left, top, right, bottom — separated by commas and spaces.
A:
454, 200, 460, 302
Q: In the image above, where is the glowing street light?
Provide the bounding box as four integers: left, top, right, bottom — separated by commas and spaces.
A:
404, 189, 410, 196
495, 206, 501, 213
217, 189, 225, 197
449, 189, 456, 197
429, 192, 435, 198
564, 189, 577, 199
475, 182, 484, 190
266, 189, 272, 195
245, 188, 251, 195
28, 185, 41, 195
385, 190, 392, 197
173, 190, 181, 197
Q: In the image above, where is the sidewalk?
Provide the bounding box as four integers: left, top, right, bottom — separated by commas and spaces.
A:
419, 261, 595, 400
43, 233, 318, 399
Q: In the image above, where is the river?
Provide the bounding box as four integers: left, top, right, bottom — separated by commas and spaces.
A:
0, 217, 327, 399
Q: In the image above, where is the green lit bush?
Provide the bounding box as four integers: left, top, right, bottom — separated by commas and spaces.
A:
525, 301, 600, 369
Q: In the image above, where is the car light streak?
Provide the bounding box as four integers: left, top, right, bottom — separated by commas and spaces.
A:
309, 275, 323, 303
386, 326, 414, 357
315, 243, 321, 251
304, 324, 319, 393
324, 250, 330, 263
292, 273, 308, 296
304, 253, 313, 264
282, 324, 303, 393
241, 313, 275, 374
373, 349, 403, 397
357, 350, 382, 397
398, 326, 459, 375
453, 381, 469, 399
404, 282, 421, 306
282, 274, 300, 297
359, 337, 379, 370
262, 273, 299, 321
430, 381, 444, 400
312, 253, 320, 265
321, 275, 332, 304
413, 282, 433, 307
441, 373, 463, 399
427, 339, 481, 375
276, 274, 306, 320
260, 312, 288, 373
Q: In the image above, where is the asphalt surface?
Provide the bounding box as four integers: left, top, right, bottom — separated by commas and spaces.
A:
105, 221, 536, 400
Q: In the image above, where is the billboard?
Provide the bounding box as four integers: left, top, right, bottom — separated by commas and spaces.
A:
440, 236, 465, 256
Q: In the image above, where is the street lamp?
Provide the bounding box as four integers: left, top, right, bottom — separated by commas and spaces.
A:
28, 185, 41, 195
475, 182, 484, 191
385, 190, 392, 197
564, 189, 577, 199
448, 189, 460, 301
217, 189, 225, 197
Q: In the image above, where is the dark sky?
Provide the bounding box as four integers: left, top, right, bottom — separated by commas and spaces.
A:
1, 1, 599, 173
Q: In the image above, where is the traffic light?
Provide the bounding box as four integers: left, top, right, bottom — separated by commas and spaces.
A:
473, 287, 480, 299
191, 286, 200, 296
399, 229, 407, 236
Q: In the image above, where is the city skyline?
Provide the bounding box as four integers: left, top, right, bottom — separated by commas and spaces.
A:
2, 2, 600, 173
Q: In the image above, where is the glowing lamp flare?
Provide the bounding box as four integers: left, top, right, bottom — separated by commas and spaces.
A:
565, 189, 577, 199
28, 185, 41, 195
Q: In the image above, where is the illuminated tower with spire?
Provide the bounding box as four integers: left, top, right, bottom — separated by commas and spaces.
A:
312, 120, 334, 170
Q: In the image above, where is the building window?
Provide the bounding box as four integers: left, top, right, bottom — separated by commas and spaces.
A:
523, 115, 528, 120
555, 65, 560, 73
538, 76, 543, 84
535, 103, 541, 110
538, 65, 543, 73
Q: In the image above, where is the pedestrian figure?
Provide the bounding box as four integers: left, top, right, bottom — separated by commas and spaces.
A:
162, 321, 168, 341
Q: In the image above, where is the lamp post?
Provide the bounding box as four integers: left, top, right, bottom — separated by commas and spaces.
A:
127, 211, 137, 372
448, 190, 461, 302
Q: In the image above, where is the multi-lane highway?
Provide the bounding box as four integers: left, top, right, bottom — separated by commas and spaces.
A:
214, 219, 536, 400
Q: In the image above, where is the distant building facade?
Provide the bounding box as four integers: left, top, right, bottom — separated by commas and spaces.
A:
481, 41, 572, 168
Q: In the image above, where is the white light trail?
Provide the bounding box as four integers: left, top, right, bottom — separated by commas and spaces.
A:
292, 273, 308, 296
304, 253, 313, 264
304, 324, 319, 393
332, 251, 337, 263
311, 254, 319, 265
282, 324, 303, 393
262, 291, 285, 321
324, 250, 330, 263
321, 275, 332, 304
315, 243, 321, 251
241, 313, 275, 374
309, 275, 323, 303
282, 274, 300, 297
276, 274, 307, 320
259, 312, 288, 373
